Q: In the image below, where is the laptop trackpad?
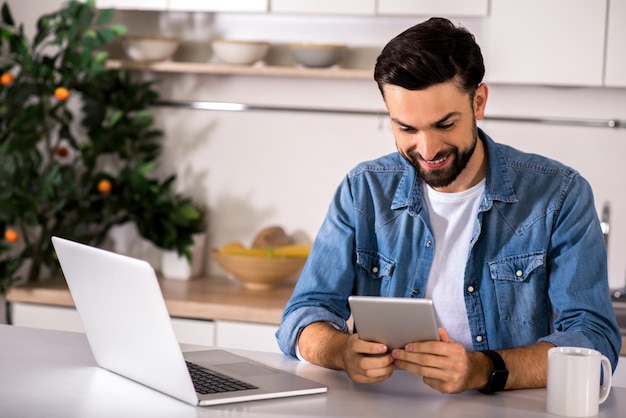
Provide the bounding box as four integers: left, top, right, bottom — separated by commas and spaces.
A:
217, 362, 279, 377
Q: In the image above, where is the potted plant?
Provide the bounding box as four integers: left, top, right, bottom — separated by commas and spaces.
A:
0, 0, 204, 292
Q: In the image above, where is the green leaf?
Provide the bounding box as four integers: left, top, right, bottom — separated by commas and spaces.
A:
107, 110, 122, 127
96, 28, 115, 45
93, 50, 108, 64
133, 109, 154, 125
76, 3, 93, 31
178, 204, 200, 220
138, 161, 156, 176
96, 9, 114, 26
109, 24, 127, 37
1, 3, 15, 26
9, 35, 28, 56
0, 28, 13, 41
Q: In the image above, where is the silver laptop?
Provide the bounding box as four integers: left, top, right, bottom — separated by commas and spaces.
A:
51, 236, 327, 406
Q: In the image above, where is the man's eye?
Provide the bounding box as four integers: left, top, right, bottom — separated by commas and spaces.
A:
398, 125, 415, 133
438, 122, 456, 130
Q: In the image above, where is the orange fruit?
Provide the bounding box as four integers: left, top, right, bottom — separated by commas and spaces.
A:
97, 179, 112, 194
1, 72, 14, 86
4, 228, 19, 243
54, 86, 70, 101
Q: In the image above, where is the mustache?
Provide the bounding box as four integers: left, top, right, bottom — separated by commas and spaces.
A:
406, 147, 451, 163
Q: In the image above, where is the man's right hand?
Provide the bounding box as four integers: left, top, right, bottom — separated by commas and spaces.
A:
298, 322, 395, 383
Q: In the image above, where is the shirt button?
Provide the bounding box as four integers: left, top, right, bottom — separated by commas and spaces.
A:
467, 286, 475, 293
411, 288, 421, 296
372, 266, 379, 274
425, 240, 432, 248
476, 335, 483, 343
516, 270, 523, 277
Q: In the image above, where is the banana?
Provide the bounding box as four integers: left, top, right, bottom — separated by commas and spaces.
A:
217, 242, 311, 258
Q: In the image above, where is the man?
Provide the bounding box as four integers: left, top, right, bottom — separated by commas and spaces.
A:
275, 17, 621, 394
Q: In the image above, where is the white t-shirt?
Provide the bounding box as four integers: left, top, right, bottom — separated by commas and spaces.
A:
423, 179, 485, 351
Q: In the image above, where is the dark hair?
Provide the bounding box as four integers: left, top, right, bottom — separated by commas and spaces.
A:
374, 17, 485, 96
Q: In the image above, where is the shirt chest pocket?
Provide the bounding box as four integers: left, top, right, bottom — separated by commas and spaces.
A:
355, 250, 395, 295
488, 251, 547, 326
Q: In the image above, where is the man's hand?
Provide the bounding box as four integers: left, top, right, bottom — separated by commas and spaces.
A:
390, 328, 489, 393
343, 333, 395, 383
299, 322, 395, 383
390, 328, 553, 393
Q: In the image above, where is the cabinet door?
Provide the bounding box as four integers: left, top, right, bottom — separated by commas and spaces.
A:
270, 0, 375, 16
484, 0, 607, 87
170, 317, 215, 346
605, 0, 626, 87
215, 320, 280, 353
377, 0, 489, 17
96, 0, 167, 10
168, 0, 268, 12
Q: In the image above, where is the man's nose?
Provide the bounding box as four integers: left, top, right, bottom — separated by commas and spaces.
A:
414, 131, 442, 162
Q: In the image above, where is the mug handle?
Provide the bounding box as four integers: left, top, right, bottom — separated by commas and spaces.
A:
599, 355, 612, 404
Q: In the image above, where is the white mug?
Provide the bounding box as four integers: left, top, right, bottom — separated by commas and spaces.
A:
546, 346, 612, 417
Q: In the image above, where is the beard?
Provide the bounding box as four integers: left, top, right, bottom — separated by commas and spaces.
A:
400, 121, 479, 189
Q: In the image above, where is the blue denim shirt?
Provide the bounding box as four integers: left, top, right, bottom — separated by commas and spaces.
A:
276, 129, 622, 370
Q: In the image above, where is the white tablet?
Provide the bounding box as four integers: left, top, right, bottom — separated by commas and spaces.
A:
348, 296, 440, 349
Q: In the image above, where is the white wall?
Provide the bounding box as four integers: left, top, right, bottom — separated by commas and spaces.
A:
6, 3, 626, 289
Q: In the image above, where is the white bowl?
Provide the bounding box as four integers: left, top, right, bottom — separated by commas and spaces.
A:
121, 36, 179, 62
211, 39, 269, 65
289, 43, 346, 68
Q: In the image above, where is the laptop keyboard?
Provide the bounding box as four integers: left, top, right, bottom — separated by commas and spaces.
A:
186, 361, 259, 395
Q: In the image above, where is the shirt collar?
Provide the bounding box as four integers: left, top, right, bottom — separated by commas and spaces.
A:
391, 128, 518, 214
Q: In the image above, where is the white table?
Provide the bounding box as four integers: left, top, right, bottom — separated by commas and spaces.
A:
1, 324, 624, 417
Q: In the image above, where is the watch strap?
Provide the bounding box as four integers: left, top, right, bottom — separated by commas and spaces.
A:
482, 349, 505, 370
479, 350, 508, 393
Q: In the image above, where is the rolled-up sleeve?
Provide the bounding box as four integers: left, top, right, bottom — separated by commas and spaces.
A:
539, 174, 622, 370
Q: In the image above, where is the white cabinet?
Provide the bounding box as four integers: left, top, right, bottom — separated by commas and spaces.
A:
168, 0, 268, 13
605, 0, 626, 87
97, 0, 268, 12
11, 303, 85, 333
96, 0, 167, 10
170, 317, 215, 346
270, 0, 375, 16
215, 320, 280, 353
484, 0, 607, 87
377, 0, 489, 17
269, 0, 488, 16
9, 302, 215, 346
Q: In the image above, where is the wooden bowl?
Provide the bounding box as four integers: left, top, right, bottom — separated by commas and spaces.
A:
211, 250, 306, 290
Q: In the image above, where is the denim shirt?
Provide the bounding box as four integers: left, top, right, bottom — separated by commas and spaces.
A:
276, 129, 622, 370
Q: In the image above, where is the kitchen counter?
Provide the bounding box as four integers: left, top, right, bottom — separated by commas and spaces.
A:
6, 277, 625, 355
5, 275, 294, 325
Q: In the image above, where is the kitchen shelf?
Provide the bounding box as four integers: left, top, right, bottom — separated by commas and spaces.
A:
105, 59, 373, 80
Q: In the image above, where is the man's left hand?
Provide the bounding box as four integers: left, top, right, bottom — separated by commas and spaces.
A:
390, 328, 490, 393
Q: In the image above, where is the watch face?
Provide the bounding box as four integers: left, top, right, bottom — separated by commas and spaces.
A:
490, 369, 509, 392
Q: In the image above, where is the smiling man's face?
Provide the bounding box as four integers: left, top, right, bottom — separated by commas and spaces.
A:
383, 81, 489, 193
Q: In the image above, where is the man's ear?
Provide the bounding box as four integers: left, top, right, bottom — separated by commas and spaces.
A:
473, 83, 489, 120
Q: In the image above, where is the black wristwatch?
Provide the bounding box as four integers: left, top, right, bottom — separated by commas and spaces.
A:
479, 350, 509, 394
